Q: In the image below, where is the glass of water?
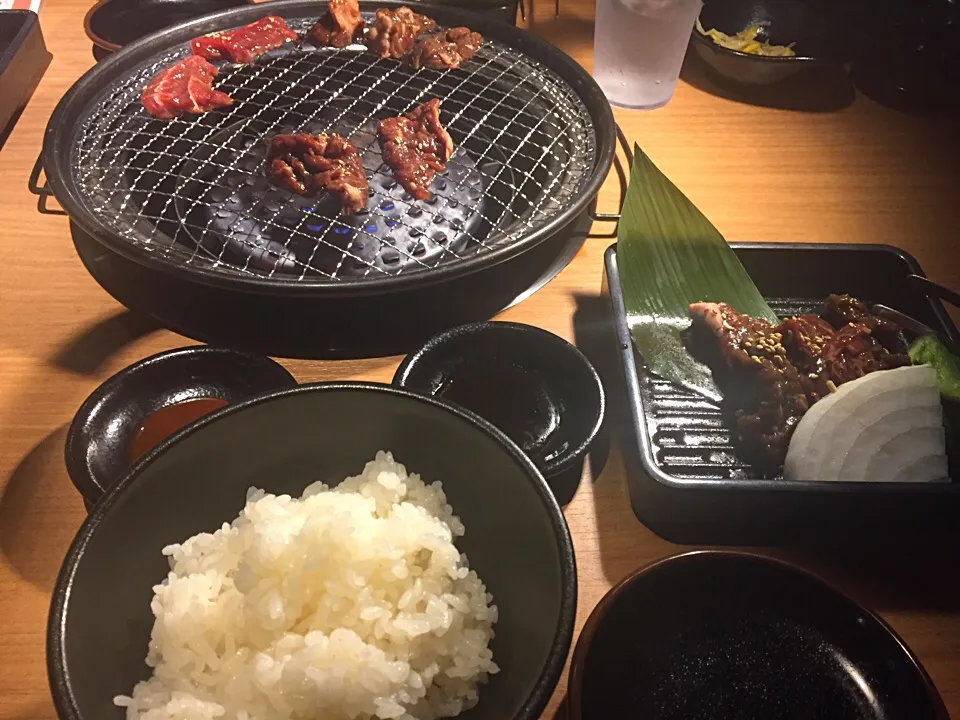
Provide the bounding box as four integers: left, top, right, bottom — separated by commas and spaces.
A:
593, 0, 703, 109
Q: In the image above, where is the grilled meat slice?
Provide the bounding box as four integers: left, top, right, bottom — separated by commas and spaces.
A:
377, 98, 454, 201
307, 0, 365, 48
688, 302, 809, 472
141, 56, 233, 120
410, 27, 482, 69
365, 6, 436, 59
191, 15, 298, 64
266, 133, 368, 215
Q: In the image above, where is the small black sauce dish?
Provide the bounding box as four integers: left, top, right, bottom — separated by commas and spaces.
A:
65, 346, 296, 509
393, 321, 604, 499
689, 0, 859, 87
84, 0, 255, 56
569, 551, 948, 720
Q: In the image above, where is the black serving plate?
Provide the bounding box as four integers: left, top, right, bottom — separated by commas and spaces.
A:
0, 10, 51, 139
568, 551, 948, 720
64, 346, 296, 509
604, 243, 960, 545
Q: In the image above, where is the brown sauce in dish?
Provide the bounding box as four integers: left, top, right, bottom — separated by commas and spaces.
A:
128, 397, 228, 464
438, 361, 559, 454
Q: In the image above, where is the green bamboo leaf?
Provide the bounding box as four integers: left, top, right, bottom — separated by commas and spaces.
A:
616, 145, 777, 402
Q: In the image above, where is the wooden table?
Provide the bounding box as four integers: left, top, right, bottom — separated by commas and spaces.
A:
2, 0, 960, 718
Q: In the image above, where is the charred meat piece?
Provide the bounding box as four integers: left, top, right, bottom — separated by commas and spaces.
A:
266, 133, 368, 215
307, 0, 364, 48
410, 27, 482, 69
141, 56, 233, 120
377, 98, 454, 200
688, 302, 809, 472
365, 6, 437, 59
823, 293, 908, 353
191, 16, 298, 63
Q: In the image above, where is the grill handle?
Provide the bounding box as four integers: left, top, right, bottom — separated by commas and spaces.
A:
587, 123, 630, 238
28, 152, 67, 216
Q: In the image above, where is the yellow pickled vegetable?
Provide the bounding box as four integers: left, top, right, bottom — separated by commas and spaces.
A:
695, 18, 797, 57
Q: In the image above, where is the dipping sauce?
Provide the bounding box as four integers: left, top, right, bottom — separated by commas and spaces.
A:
438, 360, 559, 453
128, 397, 228, 464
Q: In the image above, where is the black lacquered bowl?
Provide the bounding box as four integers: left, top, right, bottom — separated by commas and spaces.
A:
569, 551, 948, 720
49, 382, 576, 720
393, 321, 604, 494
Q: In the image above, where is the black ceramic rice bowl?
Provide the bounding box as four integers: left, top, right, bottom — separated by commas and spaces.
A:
48, 383, 576, 720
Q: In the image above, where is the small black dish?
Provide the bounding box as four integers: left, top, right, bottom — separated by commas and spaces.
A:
393, 321, 605, 498
64, 346, 296, 509
84, 0, 255, 56
689, 0, 859, 87
569, 551, 948, 720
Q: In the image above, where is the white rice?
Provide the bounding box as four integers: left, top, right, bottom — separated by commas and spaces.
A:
114, 451, 498, 720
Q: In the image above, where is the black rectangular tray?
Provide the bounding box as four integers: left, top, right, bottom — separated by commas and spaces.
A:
0, 10, 51, 140
604, 242, 960, 546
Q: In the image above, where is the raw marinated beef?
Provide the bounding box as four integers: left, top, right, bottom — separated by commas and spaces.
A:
688, 295, 910, 472
688, 302, 810, 472
307, 0, 365, 47
141, 56, 233, 120
266, 133, 368, 215
377, 98, 453, 200
410, 27, 482, 69
191, 16, 298, 63
365, 6, 436, 59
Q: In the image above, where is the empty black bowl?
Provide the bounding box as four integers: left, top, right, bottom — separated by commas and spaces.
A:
84, 0, 255, 54
393, 321, 605, 490
689, 0, 860, 86
64, 346, 296, 508
49, 383, 576, 720
569, 551, 947, 720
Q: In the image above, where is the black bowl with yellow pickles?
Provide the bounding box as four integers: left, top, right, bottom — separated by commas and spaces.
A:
689, 0, 861, 86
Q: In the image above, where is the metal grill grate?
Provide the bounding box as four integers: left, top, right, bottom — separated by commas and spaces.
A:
70, 16, 598, 283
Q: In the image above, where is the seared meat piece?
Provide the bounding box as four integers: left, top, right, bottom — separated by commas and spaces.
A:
141, 56, 233, 120
365, 6, 436, 59
307, 0, 364, 48
266, 133, 368, 215
823, 293, 908, 353
191, 15, 298, 63
377, 98, 454, 200
688, 302, 809, 472
410, 27, 482, 69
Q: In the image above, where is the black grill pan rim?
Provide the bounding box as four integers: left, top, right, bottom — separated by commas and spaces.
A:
43, 0, 616, 298
606, 241, 960, 493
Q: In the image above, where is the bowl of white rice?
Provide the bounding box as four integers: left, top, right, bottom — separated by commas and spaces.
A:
48, 382, 576, 720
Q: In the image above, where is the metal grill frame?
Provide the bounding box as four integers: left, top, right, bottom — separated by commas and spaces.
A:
43, 0, 615, 297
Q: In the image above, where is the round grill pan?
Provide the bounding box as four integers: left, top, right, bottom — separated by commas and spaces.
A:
44, 1, 615, 298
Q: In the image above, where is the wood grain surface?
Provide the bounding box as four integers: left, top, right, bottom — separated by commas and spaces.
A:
1, 0, 959, 718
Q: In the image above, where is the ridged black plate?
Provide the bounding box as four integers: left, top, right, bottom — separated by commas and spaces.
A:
605, 243, 960, 545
